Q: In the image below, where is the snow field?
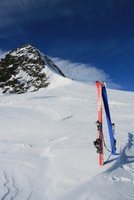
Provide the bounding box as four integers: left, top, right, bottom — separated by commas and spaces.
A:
0, 78, 134, 199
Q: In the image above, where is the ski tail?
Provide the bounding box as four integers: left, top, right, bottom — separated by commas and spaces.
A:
96, 81, 104, 166
102, 83, 116, 155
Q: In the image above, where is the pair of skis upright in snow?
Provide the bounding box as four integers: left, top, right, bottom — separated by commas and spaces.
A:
95, 81, 116, 166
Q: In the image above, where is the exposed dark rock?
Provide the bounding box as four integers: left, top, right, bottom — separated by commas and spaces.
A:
0, 44, 65, 94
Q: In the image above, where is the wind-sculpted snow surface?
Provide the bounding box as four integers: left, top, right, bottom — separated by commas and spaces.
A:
0, 78, 134, 199
59, 133, 134, 200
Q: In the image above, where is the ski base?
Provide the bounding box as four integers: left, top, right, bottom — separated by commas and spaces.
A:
96, 81, 104, 166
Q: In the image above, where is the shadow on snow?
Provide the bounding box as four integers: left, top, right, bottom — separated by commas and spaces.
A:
105, 132, 134, 173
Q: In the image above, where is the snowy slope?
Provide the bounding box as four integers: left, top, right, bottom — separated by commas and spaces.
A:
0, 76, 134, 200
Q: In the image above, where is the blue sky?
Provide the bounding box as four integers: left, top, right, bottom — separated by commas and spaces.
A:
0, 0, 134, 91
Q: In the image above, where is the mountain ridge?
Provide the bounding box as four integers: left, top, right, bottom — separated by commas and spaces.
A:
0, 44, 65, 94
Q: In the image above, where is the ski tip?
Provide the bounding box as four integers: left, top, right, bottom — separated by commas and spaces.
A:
103, 82, 106, 87
96, 81, 107, 87
96, 80, 103, 85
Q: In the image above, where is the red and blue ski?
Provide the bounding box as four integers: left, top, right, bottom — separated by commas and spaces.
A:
94, 81, 116, 166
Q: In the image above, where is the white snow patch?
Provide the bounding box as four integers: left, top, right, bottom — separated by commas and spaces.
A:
0, 79, 134, 199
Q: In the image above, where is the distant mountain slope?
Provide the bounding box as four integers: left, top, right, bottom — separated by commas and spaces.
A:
0, 44, 65, 94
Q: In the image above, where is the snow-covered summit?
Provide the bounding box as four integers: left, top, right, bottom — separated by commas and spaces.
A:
0, 44, 65, 94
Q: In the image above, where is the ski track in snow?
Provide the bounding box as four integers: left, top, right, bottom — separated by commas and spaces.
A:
0, 155, 31, 199
2, 170, 18, 200
0, 161, 41, 200
0, 139, 49, 200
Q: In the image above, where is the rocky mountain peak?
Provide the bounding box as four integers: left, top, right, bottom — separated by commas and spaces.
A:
0, 44, 65, 94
